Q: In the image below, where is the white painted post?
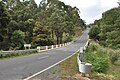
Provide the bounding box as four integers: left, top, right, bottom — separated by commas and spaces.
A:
56, 45, 58, 48
51, 45, 54, 49
85, 63, 92, 74
62, 44, 64, 46
84, 39, 89, 50
69, 42, 71, 45
65, 43, 67, 46
28, 44, 31, 49
60, 44, 61, 47
79, 62, 86, 76
80, 47, 84, 62
72, 41, 73, 43
84, 46, 86, 50
79, 62, 92, 77
77, 46, 92, 77
24, 44, 31, 50
37, 46, 40, 52
46, 46, 48, 50
65, 43, 66, 46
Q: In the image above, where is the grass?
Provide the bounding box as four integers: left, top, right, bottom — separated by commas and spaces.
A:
107, 60, 120, 80
0, 52, 38, 60
58, 51, 79, 79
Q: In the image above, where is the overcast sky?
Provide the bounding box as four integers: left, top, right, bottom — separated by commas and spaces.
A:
35, 0, 119, 24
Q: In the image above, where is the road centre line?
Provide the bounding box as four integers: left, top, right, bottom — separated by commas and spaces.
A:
38, 56, 49, 60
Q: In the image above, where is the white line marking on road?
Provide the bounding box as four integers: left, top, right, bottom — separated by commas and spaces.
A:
24, 50, 78, 80
38, 56, 49, 60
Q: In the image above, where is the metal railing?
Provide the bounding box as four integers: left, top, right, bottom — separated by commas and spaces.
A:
77, 39, 92, 76
0, 41, 74, 55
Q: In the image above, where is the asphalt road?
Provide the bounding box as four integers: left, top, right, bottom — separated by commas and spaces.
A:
0, 29, 89, 80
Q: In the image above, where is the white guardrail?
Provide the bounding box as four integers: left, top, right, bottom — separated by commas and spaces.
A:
0, 41, 74, 54
77, 39, 92, 77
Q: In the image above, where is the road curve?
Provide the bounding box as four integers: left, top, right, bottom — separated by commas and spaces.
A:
0, 29, 89, 80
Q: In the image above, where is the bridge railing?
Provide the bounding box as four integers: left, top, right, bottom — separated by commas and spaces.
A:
77, 39, 92, 76
0, 41, 74, 55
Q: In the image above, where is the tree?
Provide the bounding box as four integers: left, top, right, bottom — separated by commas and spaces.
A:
92, 7, 120, 49
11, 30, 25, 50
0, 1, 10, 50
32, 21, 53, 46
0, 0, 86, 50
89, 25, 100, 40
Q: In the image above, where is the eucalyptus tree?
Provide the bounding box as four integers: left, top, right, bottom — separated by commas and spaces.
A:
91, 7, 120, 49
0, 0, 10, 50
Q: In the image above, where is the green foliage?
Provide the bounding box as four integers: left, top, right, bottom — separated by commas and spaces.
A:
11, 30, 25, 50
0, 1, 10, 29
0, 1, 10, 50
0, 0, 86, 50
32, 21, 54, 47
92, 7, 120, 49
63, 36, 73, 43
110, 54, 119, 64
92, 57, 109, 73
109, 51, 119, 64
89, 25, 100, 40
85, 42, 109, 73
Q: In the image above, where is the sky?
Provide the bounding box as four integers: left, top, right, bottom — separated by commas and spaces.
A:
35, 0, 119, 24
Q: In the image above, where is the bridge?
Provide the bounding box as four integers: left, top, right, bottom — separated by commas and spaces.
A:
0, 29, 89, 80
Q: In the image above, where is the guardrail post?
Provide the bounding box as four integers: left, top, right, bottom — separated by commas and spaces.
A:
77, 46, 92, 77
37, 46, 40, 52
51, 45, 54, 49
64, 43, 66, 46
59, 44, 61, 47
80, 47, 84, 62
62, 44, 64, 46
56, 45, 58, 48
65, 43, 67, 46
46, 46, 48, 50
24, 44, 31, 50
65, 43, 67, 45
69, 42, 71, 44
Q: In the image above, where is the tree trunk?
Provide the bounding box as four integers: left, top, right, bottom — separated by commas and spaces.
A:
60, 36, 62, 44
60, 33, 63, 44
56, 36, 59, 44
52, 30, 54, 38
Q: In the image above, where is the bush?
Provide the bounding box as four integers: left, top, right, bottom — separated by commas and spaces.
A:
89, 25, 100, 40
11, 30, 25, 50
87, 41, 101, 52
85, 42, 109, 73
110, 53, 119, 64
110, 54, 118, 64
63, 36, 73, 43
92, 58, 109, 73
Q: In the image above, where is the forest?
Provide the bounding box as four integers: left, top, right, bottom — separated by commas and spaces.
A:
89, 6, 120, 49
0, 0, 86, 50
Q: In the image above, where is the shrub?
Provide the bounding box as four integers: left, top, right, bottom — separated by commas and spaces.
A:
92, 58, 109, 73
63, 36, 73, 43
87, 41, 101, 52
110, 53, 119, 64
111, 55, 118, 64
89, 25, 100, 40
85, 41, 109, 73
11, 30, 25, 50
